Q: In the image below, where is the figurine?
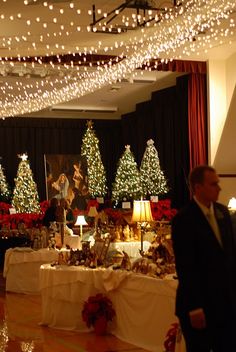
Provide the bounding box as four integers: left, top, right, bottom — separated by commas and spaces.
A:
123, 224, 130, 242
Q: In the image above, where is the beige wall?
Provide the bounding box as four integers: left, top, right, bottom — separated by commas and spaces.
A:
208, 52, 236, 205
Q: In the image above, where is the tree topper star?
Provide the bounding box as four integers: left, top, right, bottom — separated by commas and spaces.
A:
18, 153, 28, 161
86, 120, 94, 129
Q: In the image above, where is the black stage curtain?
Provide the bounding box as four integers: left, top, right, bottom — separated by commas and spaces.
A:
0, 118, 122, 201
121, 75, 190, 208
0, 75, 190, 209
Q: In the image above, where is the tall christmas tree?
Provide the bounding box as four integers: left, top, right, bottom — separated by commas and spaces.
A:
12, 153, 41, 213
81, 120, 107, 198
112, 145, 142, 203
0, 160, 11, 203
140, 139, 169, 197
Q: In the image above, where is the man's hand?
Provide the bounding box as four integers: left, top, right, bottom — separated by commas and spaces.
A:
189, 308, 206, 329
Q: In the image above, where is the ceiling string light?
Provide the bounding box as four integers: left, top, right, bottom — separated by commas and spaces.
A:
0, 0, 235, 118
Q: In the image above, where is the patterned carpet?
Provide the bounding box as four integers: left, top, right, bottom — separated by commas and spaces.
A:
0, 270, 148, 352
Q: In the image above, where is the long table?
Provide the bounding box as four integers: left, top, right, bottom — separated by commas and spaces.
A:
4, 248, 59, 294
39, 264, 179, 352
109, 240, 150, 258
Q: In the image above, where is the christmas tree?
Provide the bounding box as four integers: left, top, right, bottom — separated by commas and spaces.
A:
140, 139, 169, 197
0, 161, 11, 203
112, 145, 142, 203
81, 120, 107, 198
12, 153, 41, 213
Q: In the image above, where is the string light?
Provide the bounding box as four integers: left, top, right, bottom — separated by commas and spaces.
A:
0, 0, 235, 118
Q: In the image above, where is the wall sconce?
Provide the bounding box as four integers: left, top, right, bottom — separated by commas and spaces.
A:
228, 197, 236, 212
75, 215, 88, 237
132, 199, 153, 254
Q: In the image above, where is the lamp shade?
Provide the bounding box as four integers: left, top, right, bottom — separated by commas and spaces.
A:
87, 206, 98, 217
75, 215, 88, 226
228, 197, 236, 211
132, 200, 153, 223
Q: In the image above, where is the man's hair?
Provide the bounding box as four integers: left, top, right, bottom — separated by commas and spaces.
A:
189, 165, 216, 193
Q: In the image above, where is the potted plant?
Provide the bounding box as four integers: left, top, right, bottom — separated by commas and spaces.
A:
82, 293, 115, 335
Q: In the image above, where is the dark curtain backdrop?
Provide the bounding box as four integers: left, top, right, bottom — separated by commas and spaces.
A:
121, 75, 190, 208
0, 118, 122, 202
0, 74, 195, 209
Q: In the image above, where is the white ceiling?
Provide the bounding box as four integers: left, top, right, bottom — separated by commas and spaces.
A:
0, 0, 235, 119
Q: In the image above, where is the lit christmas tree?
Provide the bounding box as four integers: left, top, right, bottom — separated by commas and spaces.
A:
0, 160, 11, 203
112, 145, 142, 203
140, 139, 169, 198
12, 153, 41, 213
81, 120, 107, 198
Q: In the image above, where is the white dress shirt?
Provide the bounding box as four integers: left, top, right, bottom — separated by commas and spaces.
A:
194, 196, 222, 246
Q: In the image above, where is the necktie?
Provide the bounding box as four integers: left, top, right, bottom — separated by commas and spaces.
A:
206, 210, 222, 246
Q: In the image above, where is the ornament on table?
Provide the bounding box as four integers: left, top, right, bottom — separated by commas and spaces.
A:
48, 236, 56, 249
89, 253, 98, 268
18, 222, 27, 235
49, 221, 58, 234
129, 227, 135, 241
94, 225, 102, 241
120, 251, 131, 270
111, 251, 124, 268
123, 224, 131, 241
32, 228, 43, 249
107, 226, 116, 242
118, 225, 123, 241
133, 224, 141, 241
114, 226, 121, 242
64, 224, 73, 236
40, 227, 48, 248
58, 251, 67, 265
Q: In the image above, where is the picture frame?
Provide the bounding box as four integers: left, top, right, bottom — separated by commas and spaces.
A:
44, 154, 88, 210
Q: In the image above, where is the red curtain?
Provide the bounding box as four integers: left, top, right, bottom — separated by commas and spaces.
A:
151, 59, 208, 170
153, 59, 207, 74
188, 73, 208, 169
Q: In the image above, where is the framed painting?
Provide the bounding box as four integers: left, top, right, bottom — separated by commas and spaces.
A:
44, 154, 88, 210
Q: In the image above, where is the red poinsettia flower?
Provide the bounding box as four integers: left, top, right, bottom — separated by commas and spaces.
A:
104, 208, 123, 224
150, 199, 177, 221
164, 322, 179, 352
82, 294, 115, 328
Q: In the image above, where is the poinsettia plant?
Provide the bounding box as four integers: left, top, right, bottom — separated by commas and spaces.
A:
150, 199, 177, 221
0, 200, 48, 229
82, 293, 115, 328
0, 202, 12, 215
164, 322, 179, 352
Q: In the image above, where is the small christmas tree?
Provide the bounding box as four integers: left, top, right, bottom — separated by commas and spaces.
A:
0, 160, 11, 203
81, 120, 107, 198
12, 153, 41, 213
140, 139, 169, 197
112, 145, 142, 203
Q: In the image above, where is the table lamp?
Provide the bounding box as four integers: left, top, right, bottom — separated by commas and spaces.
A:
88, 206, 98, 218
88, 205, 99, 233
228, 197, 236, 212
132, 199, 153, 254
75, 215, 88, 237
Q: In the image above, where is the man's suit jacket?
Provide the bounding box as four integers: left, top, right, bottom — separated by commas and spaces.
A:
172, 200, 236, 326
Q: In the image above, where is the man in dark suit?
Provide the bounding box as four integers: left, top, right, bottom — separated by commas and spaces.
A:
172, 165, 236, 352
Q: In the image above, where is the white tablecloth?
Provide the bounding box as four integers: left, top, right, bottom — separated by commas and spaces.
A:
39, 264, 178, 352
64, 234, 81, 249
54, 234, 81, 249
4, 248, 59, 294
109, 240, 150, 258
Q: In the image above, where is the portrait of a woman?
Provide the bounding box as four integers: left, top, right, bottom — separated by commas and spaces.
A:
52, 173, 69, 200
